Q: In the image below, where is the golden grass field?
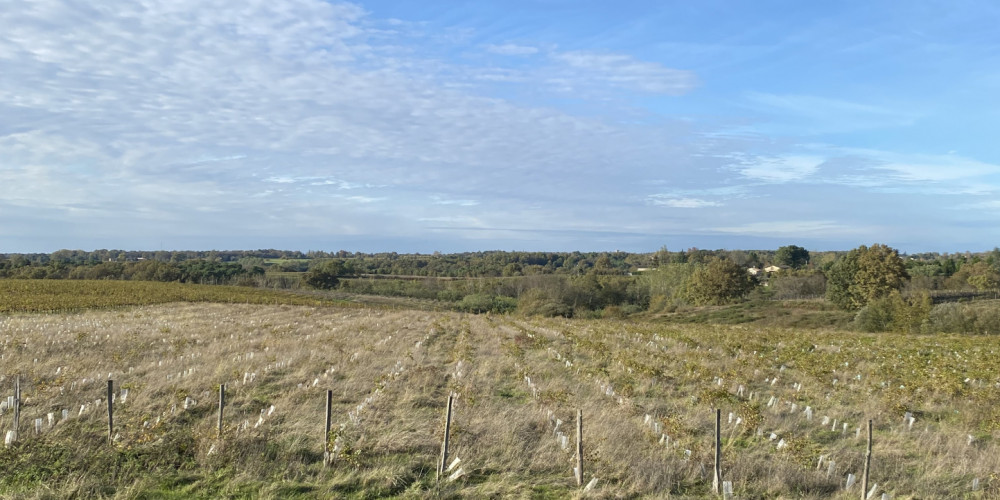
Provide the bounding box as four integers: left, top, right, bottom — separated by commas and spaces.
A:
1, 282, 999, 498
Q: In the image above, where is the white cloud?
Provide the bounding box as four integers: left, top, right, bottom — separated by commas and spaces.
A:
742, 92, 919, 134
878, 158, 1000, 182
1, 0, 996, 252
711, 220, 853, 236
732, 155, 823, 183
799, 146, 1000, 195
954, 200, 1000, 211
0, 0, 719, 250
418, 215, 482, 224
550, 51, 698, 95
265, 177, 298, 184
649, 196, 720, 208
339, 195, 386, 204
431, 196, 479, 206
485, 43, 539, 56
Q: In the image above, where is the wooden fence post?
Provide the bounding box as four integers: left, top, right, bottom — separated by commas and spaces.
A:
13, 376, 20, 443
217, 384, 225, 439
713, 408, 722, 495
324, 389, 333, 467
576, 409, 584, 487
437, 393, 454, 482
862, 419, 873, 500
107, 380, 114, 445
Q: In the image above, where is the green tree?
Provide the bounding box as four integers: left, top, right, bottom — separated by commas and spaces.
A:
826, 244, 908, 310
303, 260, 345, 290
683, 257, 756, 305
774, 245, 810, 269
965, 261, 1000, 291
854, 290, 931, 333
986, 247, 1000, 270
652, 246, 670, 267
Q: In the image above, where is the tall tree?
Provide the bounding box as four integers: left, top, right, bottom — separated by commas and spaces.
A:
965, 261, 1000, 291
774, 245, 810, 269
826, 244, 908, 310
303, 260, 345, 290
683, 257, 757, 305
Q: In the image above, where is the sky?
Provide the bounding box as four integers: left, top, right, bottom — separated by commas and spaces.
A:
3, 0, 1000, 254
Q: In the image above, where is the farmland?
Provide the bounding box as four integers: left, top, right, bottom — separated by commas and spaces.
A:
1, 283, 999, 498
0, 280, 357, 314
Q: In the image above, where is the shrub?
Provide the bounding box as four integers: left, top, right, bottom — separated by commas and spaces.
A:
517, 288, 572, 317
457, 293, 517, 314
854, 291, 930, 333
924, 303, 974, 333
302, 261, 344, 290
974, 306, 1000, 334
682, 257, 756, 306
768, 273, 826, 300
854, 300, 894, 332
457, 293, 493, 313
436, 289, 464, 302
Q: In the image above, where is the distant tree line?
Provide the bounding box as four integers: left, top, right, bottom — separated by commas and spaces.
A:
3, 246, 1000, 327
0, 258, 260, 284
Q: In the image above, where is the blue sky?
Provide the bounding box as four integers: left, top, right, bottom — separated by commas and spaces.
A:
2, 0, 1000, 253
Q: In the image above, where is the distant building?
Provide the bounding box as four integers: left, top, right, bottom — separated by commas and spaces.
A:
747, 267, 761, 275
763, 265, 784, 273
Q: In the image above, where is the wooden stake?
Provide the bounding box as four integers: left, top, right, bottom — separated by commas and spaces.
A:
107, 380, 114, 445
217, 384, 225, 439
437, 393, 454, 482
713, 408, 722, 494
13, 376, 20, 443
576, 409, 584, 486
324, 389, 333, 467
862, 419, 872, 500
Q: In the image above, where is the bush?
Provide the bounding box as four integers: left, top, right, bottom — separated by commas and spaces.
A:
768, 273, 826, 300
302, 261, 344, 290
854, 300, 894, 332
602, 305, 626, 319
853, 291, 931, 333
457, 293, 517, 314
517, 288, 572, 317
683, 257, 756, 306
492, 296, 518, 314
924, 302, 977, 333
457, 293, 493, 313
920, 300, 1000, 334
436, 289, 464, 302
975, 307, 1000, 334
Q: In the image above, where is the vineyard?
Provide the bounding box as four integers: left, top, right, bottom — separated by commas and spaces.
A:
1, 296, 999, 498
0, 280, 357, 314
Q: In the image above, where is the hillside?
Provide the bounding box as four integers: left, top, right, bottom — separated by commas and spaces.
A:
1, 298, 998, 498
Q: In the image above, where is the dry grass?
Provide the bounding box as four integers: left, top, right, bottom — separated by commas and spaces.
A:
1, 302, 999, 498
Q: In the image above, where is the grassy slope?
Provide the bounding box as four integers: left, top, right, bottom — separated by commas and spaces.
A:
0, 288, 998, 498
0, 280, 358, 314
653, 300, 855, 330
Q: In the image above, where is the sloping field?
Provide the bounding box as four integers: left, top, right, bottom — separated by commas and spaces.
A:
1, 302, 998, 498
0, 280, 352, 314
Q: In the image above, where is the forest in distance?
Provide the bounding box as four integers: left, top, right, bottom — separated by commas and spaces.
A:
2, 245, 1000, 334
